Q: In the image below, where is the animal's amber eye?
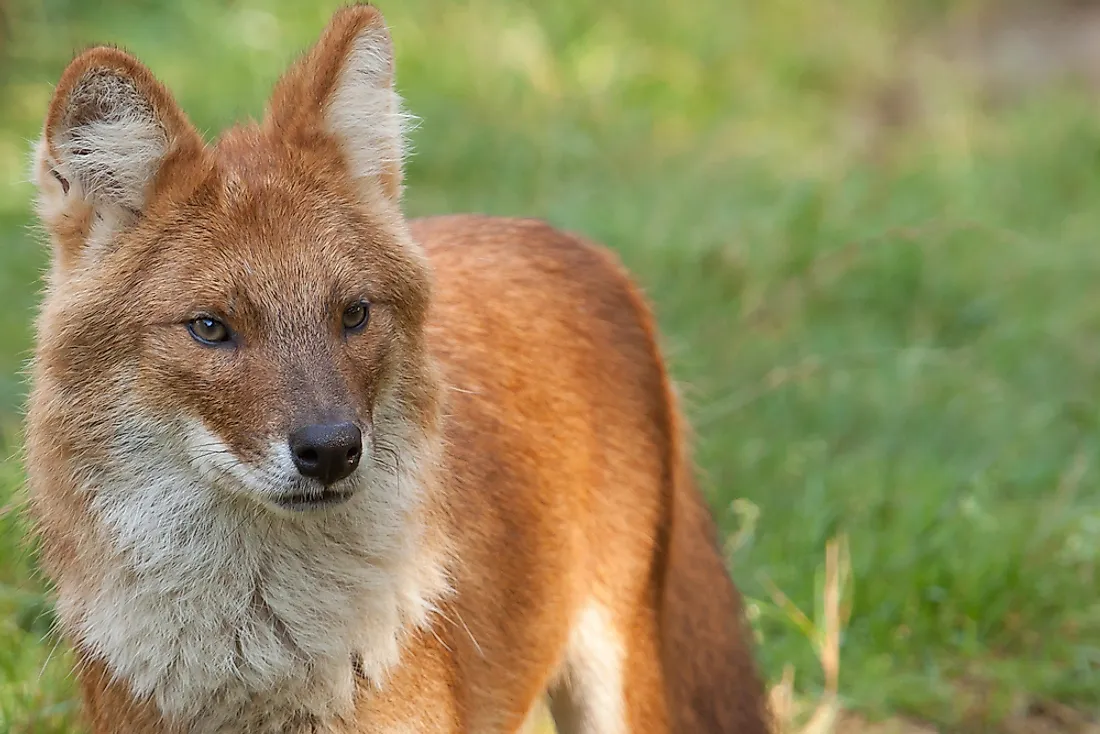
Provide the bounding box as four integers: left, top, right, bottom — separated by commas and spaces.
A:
342, 302, 369, 331
187, 317, 231, 345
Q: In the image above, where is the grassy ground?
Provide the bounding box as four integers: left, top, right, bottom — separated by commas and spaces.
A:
1, 0, 1098, 731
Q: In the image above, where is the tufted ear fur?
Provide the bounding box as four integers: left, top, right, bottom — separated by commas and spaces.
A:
265, 4, 409, 202
33, 47, 205, 271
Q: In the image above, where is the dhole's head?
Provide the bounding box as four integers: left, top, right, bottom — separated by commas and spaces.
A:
27, 5, 441, 519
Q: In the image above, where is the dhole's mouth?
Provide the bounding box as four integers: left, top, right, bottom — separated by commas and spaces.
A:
272, 488, 355, 512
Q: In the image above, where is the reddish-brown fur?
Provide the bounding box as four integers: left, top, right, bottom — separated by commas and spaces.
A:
26, 5, 769, 733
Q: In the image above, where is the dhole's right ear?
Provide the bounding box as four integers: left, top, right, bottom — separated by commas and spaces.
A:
33, 47, 204, 270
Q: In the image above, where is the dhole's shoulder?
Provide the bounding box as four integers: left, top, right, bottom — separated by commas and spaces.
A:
409, 214, 634, 292
410, 214, 664, 398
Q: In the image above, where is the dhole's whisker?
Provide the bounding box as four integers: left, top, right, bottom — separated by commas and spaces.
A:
426, 624, 452, 654
185, 450, 237, 463
188, 463, 233, 487
431, 604, 483, 658
225, 497, 268, 539
369, 451, 400, 477
37, 630, 64, 683
184, 449, 299, 500
371, 439, 402, 471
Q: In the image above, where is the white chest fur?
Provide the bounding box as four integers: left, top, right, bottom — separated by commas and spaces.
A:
58, 417, 448, 733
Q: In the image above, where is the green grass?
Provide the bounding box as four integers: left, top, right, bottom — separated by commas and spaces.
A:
1, 0, 1097, 730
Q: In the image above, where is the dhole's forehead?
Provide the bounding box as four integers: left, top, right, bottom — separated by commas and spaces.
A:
132, 163, 427, 314
142, 245, 370, 322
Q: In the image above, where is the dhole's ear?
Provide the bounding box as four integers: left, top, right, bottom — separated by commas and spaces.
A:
266, 4, 408, 202
33, 47, 204, 268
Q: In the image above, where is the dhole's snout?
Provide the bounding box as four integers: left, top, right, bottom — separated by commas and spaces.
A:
289, 421, 362, 486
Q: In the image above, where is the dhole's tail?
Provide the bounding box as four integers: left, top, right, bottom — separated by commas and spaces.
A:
598, 245, 770, 732
657, 421, 771, 733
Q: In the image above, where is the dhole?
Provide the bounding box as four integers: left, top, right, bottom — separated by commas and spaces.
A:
24, 4, 769, 733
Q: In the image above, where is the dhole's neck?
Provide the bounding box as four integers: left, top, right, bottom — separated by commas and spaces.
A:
53, 413, 450, 733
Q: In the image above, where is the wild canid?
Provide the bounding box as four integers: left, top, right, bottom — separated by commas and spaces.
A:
25, 4, 769, 732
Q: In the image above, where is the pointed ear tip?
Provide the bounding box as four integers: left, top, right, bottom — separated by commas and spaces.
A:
60, 44, 148, 82
49, 44, 157, 116
329, 3, 388, 36
46, 43, 197, 145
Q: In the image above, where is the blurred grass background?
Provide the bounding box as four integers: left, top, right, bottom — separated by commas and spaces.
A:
1, 0, 1098, 731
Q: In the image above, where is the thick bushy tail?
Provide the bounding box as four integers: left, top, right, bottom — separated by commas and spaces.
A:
610, 258, 770, 733
657, 450, 771, 734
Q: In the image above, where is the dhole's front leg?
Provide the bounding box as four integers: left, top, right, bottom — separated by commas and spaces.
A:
349, 631, 463, 733
351, 621, 556, 734
547, 601, 669, 734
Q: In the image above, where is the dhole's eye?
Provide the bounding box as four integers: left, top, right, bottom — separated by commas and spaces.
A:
187, 317, 231, 345
342, 302, 370, 332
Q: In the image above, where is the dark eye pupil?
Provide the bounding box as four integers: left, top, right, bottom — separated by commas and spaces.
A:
343, 303, 368, 330
188, 317, 228, 344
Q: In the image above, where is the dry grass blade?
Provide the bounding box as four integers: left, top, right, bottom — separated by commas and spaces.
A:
767, 535, 850, 734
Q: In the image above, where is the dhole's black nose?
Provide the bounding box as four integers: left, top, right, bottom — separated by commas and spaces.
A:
289, 422, 362, 485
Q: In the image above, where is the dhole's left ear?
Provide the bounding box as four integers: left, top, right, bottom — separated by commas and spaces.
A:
266, 4, 408, 202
